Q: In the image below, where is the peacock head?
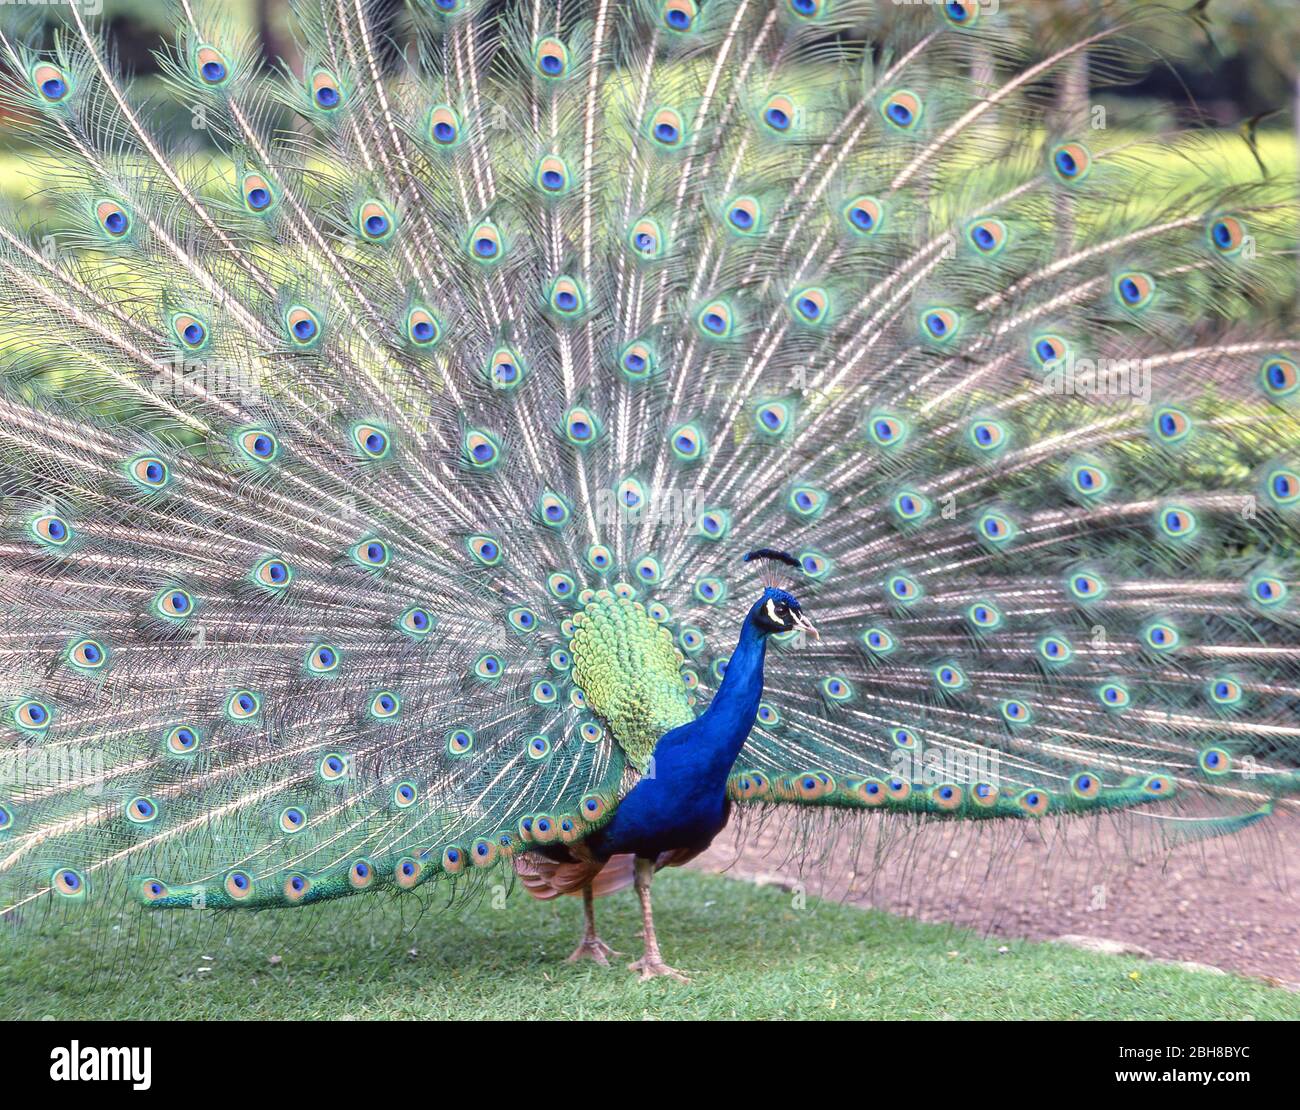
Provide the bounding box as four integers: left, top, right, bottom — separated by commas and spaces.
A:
743, 549, 818, 639
750, 586, 819, 640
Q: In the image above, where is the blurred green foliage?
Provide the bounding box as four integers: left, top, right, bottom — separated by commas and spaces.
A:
8, 0, 1299, 126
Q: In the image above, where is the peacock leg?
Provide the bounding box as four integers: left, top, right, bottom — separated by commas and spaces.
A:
627, 858, 689, 983
566, 885, 621, 965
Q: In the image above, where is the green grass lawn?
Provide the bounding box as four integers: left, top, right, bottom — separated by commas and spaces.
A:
2, 870, 1295, 1020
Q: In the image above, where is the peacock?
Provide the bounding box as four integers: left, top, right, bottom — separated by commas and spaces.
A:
0, 0, 1297, 984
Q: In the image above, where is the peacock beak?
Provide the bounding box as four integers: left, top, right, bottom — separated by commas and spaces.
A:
792, 611, 819, 642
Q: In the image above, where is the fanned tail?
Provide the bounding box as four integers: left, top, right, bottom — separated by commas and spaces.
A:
0, 0, 1296, 932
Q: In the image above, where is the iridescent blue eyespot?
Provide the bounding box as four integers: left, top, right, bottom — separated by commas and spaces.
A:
942, 1, 982, 26
53, 867, 85, 898
547, 573, 575, 600
887, 574, 921, 603
694, 576, 726, 605
1144, 622, 1180, 651
1038, 635, 1073, 665
549, 276, 586, 316
197, 46, 229, 85
96, 200, 130, 237
1097, 682, 1130, 710
352, 538, 390, 569
845, 195, 883, 235
428, 105, 461, 147
881, 90, 923, 130
68, 639, 107, 671
311, 69, 343, 109
370, 690, 400, 719
620, 342, 655, 379
14, 699, 50, 732
154, 588, 195, 620
1050, 142, 1092, 183
358, 201, 394, 241
320, 753, 348, 781
788, 485, 827, 519
563, 407, 600, 447
1267, 468, 1300, 506
166, 725, 200, 754
474, 654, 503, 679
1248, 574, 1286, 606
633, 556, 662, 585
227, 689, 261, 720
33, 65, 70, 103
128, 454, 172, 488
306, 643, 340, 674
534, 38, 568, 78
934, 662, 966, 690
650, 107, 685, 147
697, 509, 731, 539
861, 627, 895, 655
1260, 356, 1298, 398
790, 288, 828, 326
398, 606, 434, 638
762, 95, 796, 134
470, 221, 503, 260
171, 312, 209, 350
727, 197, 761, 233
697, 301, 734, 338
1199, 747, 1231, 776
799, 551, 830, 579
31, 512, 72, 547
1207, 215, 1247, 256
968, 218, 1008, 255
663, 0, 697, 31
1158, 504, 1197, 540
1032, 335, 1069, 368
1114, 271, 1155, 310
868, 413, 909, 449
234, 427, 280, 465
1002, 700, 1030, 724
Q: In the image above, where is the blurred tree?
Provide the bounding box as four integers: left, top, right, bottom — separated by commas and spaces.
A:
9, 0, 1298, 130
256, 0, 297, 71
1202, 0, 1299, 164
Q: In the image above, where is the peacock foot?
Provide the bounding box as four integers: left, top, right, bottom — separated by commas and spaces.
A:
627, 955, 690, 983
566, 936, 622, 965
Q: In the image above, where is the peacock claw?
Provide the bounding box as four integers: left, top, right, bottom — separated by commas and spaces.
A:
627, 955, 690, 983
567, 936, 621, 965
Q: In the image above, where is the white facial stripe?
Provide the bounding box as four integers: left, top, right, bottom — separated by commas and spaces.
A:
765, 599, 779, 624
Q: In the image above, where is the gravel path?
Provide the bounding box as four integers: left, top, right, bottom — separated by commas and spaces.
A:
692, 809, 1300, 988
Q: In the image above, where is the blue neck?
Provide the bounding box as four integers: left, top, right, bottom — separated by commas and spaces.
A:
591, 608, 770, 858
697, 610, 768, 769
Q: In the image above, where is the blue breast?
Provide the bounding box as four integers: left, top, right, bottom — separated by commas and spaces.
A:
591, 610, 768, 859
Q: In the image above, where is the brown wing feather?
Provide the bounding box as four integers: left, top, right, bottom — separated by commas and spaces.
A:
513, 802, 732, 898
